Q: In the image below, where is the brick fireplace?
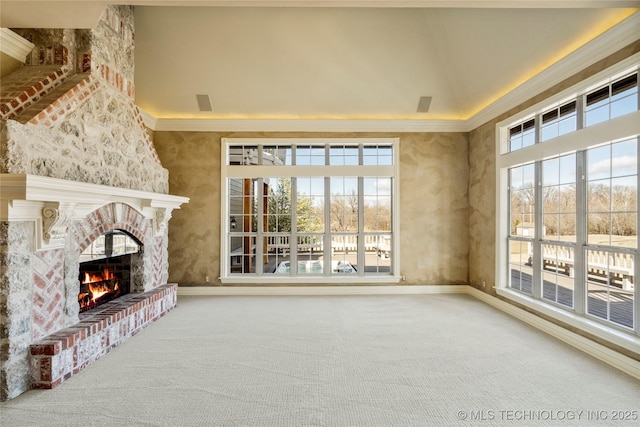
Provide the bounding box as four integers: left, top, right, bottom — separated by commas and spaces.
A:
0, 175, 188, 398
0, 6, 189, 400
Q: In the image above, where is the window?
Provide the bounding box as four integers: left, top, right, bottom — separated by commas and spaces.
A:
221, 138, 399, 283
585, 73, 638, 127
497, 58, 640, 344
541, 101, 577, 141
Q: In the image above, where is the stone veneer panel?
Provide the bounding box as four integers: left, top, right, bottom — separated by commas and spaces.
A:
0, 222, 35, 401
4, 81, 167, 193
154, 131, 470, 286
1, 5, 167, 194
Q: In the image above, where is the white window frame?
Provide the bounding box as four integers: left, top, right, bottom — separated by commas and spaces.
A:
496, 53, 640, 354
220, 137, 401, 284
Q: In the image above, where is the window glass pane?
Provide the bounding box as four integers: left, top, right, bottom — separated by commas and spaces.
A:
508, 119, 536, 152
296, 235, 324, 274
611, 74, 638, 119
363, 145, 393, 165
364, 178, 392, 232
586, 249, 634, 329
296, 145, 326, 166
541, 244, 574, 308
541, 101, 577, 142
262, 146, 292, 165
330, 145, 359, 165
330, 177, 359, 232
611, 138, 637, 178
264, 235, 290, 274
509, 163, 535, 235
585, 73, 638, 126
330, 235, 358, 274
364, 234, 392, 273
229, 236, 256, 274
542, 154, 576, 243
587, 145, 611, 180
509, 240, 532, 294
265, 177, 291, 228
296, 177, 324, 233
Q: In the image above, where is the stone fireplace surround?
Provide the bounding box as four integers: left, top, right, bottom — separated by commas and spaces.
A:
0, 173, 188, 399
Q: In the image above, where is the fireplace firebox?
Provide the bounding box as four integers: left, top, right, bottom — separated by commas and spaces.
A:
78, 230, 142, 313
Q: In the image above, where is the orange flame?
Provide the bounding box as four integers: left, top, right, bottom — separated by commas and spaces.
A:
81, 268, 119, 302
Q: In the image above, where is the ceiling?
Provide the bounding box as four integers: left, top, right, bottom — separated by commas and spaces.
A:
1, 1, 640, 129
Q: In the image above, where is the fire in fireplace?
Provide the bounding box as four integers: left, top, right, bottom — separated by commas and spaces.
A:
78, 266, 123, 312
78, 230, 141, 313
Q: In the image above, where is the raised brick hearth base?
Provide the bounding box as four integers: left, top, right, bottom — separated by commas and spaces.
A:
29, 283, 177, 389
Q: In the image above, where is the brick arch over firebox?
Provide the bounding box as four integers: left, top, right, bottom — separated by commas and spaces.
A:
31, 202, 164, 340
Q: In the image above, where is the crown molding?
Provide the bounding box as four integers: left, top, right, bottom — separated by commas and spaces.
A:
145, 117, 468, 133
140, 11, 639, 135
465, 10, 640, 131
138, 108, 158, 130
0, 28, 35, 62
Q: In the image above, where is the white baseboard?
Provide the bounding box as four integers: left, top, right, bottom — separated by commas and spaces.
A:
177, 284, 468, 296
177, 283, 640, 380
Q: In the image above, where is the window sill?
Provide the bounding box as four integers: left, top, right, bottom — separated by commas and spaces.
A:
495, 287, 639, 355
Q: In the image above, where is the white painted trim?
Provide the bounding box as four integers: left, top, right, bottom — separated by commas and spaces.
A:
178, 284, 467, 296
176, 283, 640, 379
0, 174, 189, 248
147, 118, 466, 133
138, 108, 158, 130
0, 28, 34, 62
0, 174, 189, 216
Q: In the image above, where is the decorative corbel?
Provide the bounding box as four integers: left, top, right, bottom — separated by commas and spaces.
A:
153, 208, 172, 236
42, 202, 73, 244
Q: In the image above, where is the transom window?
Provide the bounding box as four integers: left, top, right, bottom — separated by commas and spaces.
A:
221, 138, 399, 283
507, 71, 638, 153
498, 58, 640, 343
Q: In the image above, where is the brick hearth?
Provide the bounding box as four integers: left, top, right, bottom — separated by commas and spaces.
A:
30, 283, 177, 389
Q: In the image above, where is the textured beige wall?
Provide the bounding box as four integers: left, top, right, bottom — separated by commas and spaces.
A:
468, 40, 640, 294
154, 132, 469, 286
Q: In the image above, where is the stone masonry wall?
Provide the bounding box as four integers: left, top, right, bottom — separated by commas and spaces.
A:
0, 5, 172, 400
0, 221, 35, 401
1, 5, 167, 193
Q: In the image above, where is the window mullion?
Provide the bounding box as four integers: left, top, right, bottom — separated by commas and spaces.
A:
324, 176, 331, 276
574, 151, 587, 314
256, 178, 264, 275
357, 176, 365, 277
291, 177, 298, 275
532, 160, 543, 299
576, 94, 585, 131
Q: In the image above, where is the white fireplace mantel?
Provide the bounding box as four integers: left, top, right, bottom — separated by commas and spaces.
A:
0, 174, 189, 250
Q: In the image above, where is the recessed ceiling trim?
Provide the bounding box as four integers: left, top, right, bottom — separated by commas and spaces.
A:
148, 118, 467, 132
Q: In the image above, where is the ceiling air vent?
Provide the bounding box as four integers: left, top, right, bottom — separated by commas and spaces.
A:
196, 94, 212, 112
417, 96, 432, 113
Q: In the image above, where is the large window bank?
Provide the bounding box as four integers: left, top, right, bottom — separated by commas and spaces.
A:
497, 54, 640, 351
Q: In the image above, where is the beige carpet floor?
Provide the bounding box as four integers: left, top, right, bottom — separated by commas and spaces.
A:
1, 293, 639, 426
